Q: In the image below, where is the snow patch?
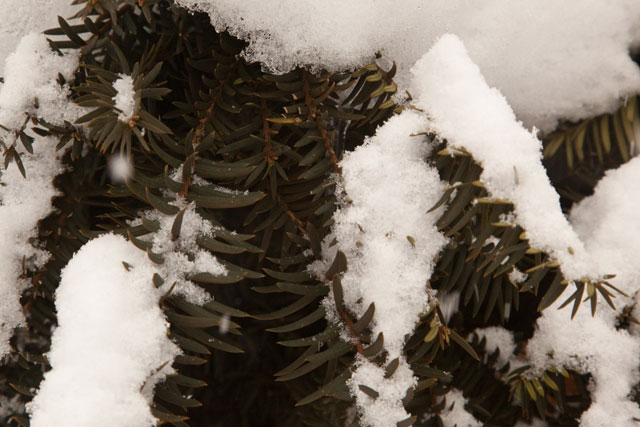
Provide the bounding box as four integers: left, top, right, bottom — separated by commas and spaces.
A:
522, 157, 640, 426
0, 31, 86, 358
508, 268, 526, 285
526, 301, 640, 426
570, 156, 640, 299
314, 110, 446, 359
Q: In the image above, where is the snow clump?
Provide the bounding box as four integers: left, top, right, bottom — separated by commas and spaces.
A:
28, 234, 181, 427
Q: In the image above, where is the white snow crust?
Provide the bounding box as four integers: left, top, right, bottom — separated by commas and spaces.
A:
28, 234, 181, 427
570, 156, 640, 299
176, 0, 640, 132
321, 110, 446, 359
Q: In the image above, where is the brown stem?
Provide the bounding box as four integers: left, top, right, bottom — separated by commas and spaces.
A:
275, 193, 306, 235
192, 62, 239, 147
181, 62, 239, 196
301, 69, 341, 174
315, 116, 340, 173
261, 99, 278, 167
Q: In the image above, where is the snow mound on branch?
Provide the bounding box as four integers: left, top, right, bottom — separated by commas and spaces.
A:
28, 234, 181, 427
412, 34, 594, 283
176, 0, 640, 132
527, 301, 640, 427
0, 137, 63, 358
323, 110, 446, 359
310, 78, 446, 427
524, 157, 640, 427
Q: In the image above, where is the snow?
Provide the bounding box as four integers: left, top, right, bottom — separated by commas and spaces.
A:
0, 29, 85, 359
0, 0, 78, 77
319, 110, 446, 358
413, 34, 595, 283
439, 389, 482, 427
27, 234, 181, 427
309, 74, 447, 426
0, 33, 83, 133
112, 75, 138, 123
527, 305, 640, 426
570, 156, 640, 299
176, 0, 640, 132
0, 136, 63, 359
508, 268, 526, 285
